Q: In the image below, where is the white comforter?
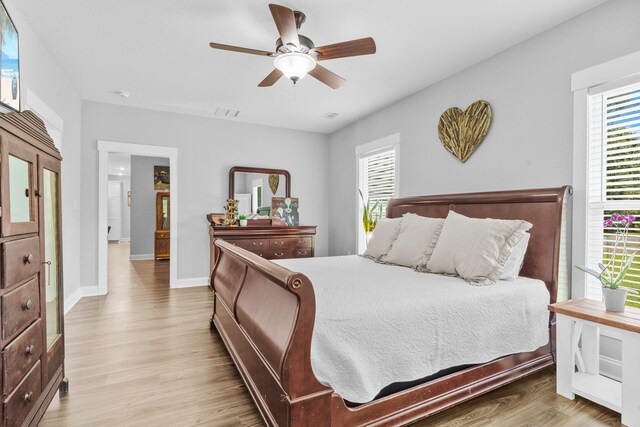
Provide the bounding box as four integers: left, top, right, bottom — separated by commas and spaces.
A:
275, 255, 550, 403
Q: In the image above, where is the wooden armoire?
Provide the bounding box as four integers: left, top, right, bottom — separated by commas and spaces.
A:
0, 111, 66, 426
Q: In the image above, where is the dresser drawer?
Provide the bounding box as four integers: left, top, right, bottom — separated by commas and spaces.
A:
4, 361, 41, 427
228, 238, 269, 252
293, 248, 313, 258
3, 319, 42, 394
269, 237, 312, 250
2, 277, 40, 341
2, 237, 40, 289
268, 249, 295, 260
155, 232, 169, 240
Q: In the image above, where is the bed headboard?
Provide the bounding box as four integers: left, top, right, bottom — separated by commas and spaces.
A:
386, 186, 573, 304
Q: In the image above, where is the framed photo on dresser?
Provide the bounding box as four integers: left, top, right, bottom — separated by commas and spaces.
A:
271, 197, 299, 226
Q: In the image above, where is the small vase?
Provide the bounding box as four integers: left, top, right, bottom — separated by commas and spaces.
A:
602, 287, 628, 312
239, 219, 248, 227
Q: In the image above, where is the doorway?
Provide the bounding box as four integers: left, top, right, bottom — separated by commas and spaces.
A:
97, 141, 178, 295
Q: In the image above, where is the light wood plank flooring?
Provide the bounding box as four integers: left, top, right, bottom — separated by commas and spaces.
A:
42, 243, 622, 426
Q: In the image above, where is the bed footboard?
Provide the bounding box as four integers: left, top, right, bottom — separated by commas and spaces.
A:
211, 239, 332, 426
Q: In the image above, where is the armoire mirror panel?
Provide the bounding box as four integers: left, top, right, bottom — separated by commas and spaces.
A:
43, 167, 61, 348
9, 154, 31, 222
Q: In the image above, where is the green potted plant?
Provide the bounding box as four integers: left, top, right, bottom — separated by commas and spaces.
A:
576, 213, 638, 312
238, 214, 248, 227
359, 190, 382, 244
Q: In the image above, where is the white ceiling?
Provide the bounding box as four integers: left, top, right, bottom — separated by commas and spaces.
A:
108, 153, 131, 176
18, 0, 608, 134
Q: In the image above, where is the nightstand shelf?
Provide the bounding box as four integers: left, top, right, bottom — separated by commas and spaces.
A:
572, 372, 621, 412
549, 299, 640, 427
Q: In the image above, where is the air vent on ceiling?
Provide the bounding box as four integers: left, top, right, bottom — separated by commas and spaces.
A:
214, 107, 240, 118
322, 112, 339, 119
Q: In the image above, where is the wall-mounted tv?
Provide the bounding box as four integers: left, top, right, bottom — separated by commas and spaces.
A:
0, 0, 19, 112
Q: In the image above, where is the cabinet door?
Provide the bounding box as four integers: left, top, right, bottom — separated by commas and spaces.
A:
38, 154, 64, 385
1, 132, 38, 236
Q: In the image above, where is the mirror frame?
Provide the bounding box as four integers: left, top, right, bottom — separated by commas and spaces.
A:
228, 166, 291, 200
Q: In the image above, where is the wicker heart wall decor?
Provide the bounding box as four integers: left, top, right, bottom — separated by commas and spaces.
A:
268, 174, 280, 194
438, 100, 492, 163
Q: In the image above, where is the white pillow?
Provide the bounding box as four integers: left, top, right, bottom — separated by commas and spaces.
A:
426, 211, 532, 285
500, 233, 530, 281
380, 213, 444, 268
362, 217, 402, 260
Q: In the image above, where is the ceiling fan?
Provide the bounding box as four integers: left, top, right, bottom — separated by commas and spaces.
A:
209, 4, 376, 89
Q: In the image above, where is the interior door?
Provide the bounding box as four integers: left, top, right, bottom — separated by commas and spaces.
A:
38, 154, 64, 386
1, 131, 39, 236
235, 193, 251, 216
107, 181, 122, 241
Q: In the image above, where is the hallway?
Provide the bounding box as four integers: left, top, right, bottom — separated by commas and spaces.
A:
41, 243, 262, 426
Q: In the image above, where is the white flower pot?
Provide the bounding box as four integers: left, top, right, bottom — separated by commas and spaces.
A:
239, 220, 248, 227
602, 287, 628, 312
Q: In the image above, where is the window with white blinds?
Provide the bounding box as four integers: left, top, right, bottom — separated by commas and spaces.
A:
357, 146, 398, 252
361, 149, 396, 217
586, 82, 640, 308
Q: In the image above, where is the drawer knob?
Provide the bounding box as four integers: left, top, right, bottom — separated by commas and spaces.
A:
252, 242, 263, 246
25, 345, 35, 356
274, 241, 283, 246
23, 253, 34, 264
22, 299, 33, 310
275, 251, 284, 257
298, 251, 307, 256
24, 392, 33, 403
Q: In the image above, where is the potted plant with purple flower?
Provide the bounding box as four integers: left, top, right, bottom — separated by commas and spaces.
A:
576, 213, 639, 312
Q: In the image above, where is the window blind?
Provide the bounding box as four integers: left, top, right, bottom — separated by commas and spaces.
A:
362, 149, 396, 219
586, 83, 640, 308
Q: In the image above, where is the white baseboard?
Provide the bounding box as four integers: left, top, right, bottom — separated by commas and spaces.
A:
119, 238, 131, 242
129, 254, 154, 260
64, 285, 101, 314
600, 355, 622, 382
173, 277, 209, 288
64, 288, 83, 314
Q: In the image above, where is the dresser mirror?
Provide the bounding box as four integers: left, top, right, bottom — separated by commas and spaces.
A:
229, 166, 291, 216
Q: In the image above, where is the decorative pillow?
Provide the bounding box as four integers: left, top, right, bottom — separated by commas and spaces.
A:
426, 211, 532, 285
380, 213, 444, 268
500, 233, 530, 281
362, 217, 402, 260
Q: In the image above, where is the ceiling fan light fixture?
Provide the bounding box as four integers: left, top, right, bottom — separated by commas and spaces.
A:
274, 52, 316, 83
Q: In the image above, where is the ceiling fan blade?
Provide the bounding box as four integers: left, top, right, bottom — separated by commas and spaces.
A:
308, 64, 346, 89
312, 37, 376, 61
258, 69, 284, 87
209, 42, 274, 57
269, 4, 299, 50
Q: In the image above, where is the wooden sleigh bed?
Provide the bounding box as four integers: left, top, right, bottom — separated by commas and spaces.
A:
209, 186, 572, 426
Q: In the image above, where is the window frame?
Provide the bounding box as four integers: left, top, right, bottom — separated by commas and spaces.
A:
572, 49, 640, 301
585, 82, 640, 304
355, 134, 400, 254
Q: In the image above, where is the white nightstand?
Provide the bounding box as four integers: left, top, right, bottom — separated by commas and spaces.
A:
549, 299, 640, 427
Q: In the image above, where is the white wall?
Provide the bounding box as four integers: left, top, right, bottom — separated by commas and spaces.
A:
81, 101, 329, 286
130, 156, 169, 257
328, 0, 640, 256
2, 0, 82, 309
107, 174, 130, 240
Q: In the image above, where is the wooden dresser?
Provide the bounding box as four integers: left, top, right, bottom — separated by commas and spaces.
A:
208, 223, 316, 278
0, 111, 66, 427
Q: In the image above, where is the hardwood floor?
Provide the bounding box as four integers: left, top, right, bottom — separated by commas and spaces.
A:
42, 243, 622, 426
